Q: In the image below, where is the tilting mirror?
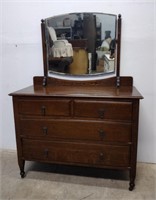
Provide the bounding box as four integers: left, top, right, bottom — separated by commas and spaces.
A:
43, 12, 117, 77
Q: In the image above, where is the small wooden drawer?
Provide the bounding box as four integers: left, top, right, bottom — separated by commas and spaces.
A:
74, 100, 132, 121
20, 119, 131, 143
18, 98, 71, 117
22, 139, 130, 167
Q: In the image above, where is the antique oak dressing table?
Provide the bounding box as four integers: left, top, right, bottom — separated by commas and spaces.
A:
10, 13, 143, 191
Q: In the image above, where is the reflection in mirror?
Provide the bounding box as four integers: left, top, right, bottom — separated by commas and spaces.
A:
44, 13, 117, 76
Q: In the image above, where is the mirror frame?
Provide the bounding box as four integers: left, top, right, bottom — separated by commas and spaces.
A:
41, 13, 121, 87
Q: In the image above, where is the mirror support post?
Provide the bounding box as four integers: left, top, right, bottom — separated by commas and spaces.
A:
41, 19, 48, 86
116, 14, 121, 87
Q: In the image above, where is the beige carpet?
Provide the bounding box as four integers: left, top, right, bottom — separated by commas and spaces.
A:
0, 149, 156, 200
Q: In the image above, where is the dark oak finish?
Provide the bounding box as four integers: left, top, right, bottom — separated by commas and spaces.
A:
10, 76, 143, 191
22, 139, 130, 167
9, 12, 143, 191
33, 76, 133, 87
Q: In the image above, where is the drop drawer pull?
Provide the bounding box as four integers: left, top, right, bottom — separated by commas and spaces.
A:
98, 109, 105, 119
41, 106, 46, 116
42, 127, 48, 135
99, 152, 104, 161
98, 130, 105, 139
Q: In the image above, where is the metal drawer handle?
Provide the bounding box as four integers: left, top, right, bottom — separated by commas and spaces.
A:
98, 109, 105, 119
42, 127, 48, 135
98, 129, 105, 139
99, 152, 104, 161
44, 149, 49, 158
41, 106, 46, 116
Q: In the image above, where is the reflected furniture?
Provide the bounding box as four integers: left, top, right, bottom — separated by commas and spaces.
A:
10, 12, 143, 191
55, 27, 72, 40
69, 39, 88, 75
47, 26, 73, 72
47, 26, 73, 58
104, 54, 115, 72
69, 48, 88, 75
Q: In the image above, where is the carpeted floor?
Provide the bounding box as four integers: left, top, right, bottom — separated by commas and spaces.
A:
0, 149, 156, 200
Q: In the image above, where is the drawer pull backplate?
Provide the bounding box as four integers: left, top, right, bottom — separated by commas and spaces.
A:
98, 109, 105, 119
42, 127, 48, 135
99, 152, 104, 161
41, 106, 46, 116
98, 129, 105, 139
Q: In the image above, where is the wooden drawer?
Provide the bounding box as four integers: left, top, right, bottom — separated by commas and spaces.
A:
74, 100, 132, 121
18, 99, 71, 117
22, 139, 130, 167
20, 119, 131, 143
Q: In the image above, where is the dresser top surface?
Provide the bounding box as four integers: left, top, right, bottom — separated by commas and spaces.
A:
10, 84, 143, 99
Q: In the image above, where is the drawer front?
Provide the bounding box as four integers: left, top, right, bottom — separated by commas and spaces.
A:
74, 100, 132, 121
20, 119, 131, 143
22, 139, 130, 167
18, 99, 71, 117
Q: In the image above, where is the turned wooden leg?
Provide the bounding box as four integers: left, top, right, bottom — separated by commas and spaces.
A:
20, 170, 26, 178
129, 180, 135, 191
129, 169, 136, 191
19, 159, 26, 178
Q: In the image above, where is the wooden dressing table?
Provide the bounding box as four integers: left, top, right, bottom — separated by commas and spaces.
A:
10, 13, 143, 191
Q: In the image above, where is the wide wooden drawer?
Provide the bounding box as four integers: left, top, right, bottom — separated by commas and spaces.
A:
74, 100, 132, 121
20, 119, 131, 143
22, 139, 130, 167
18, 99, 71, 117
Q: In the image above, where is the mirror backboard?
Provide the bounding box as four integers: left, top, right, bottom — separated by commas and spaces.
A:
43, 12, 117, 77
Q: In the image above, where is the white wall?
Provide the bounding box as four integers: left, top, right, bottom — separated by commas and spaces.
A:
1, 0, 156, 163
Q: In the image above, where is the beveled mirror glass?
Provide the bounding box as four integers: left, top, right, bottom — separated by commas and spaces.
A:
44, 13, 117, 77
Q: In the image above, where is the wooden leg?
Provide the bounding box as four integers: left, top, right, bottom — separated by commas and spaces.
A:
20, 170, 26, 178
129, 179, 135, 191
129, 169, 136, 191
19, 159, 26, 178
